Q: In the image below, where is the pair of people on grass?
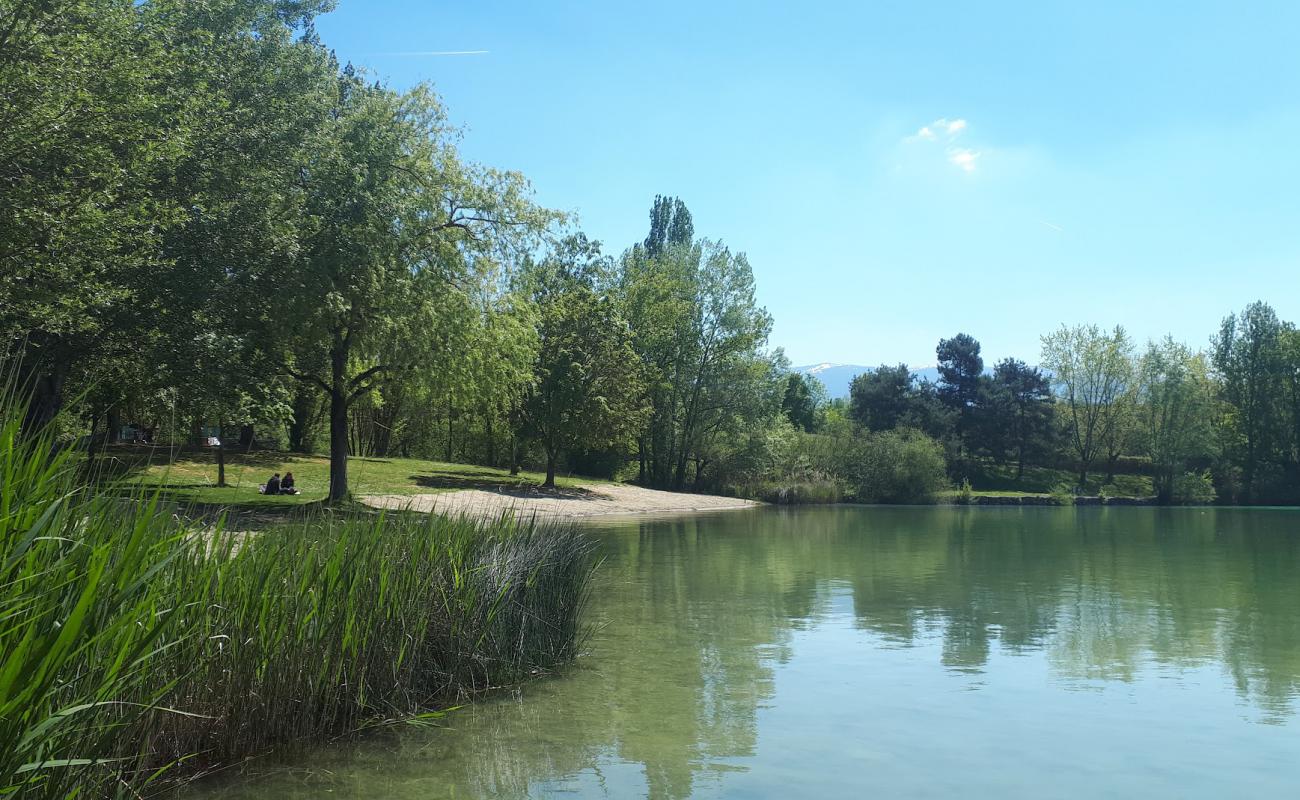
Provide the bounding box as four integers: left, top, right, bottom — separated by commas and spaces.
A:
263, 472, 298, 495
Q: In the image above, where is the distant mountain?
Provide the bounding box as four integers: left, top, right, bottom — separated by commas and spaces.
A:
794, 363, 942, 399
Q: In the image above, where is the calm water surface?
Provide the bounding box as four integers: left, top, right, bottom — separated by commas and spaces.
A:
195, 507, 1300, 798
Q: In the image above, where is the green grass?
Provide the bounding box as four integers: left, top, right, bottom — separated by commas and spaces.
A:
965, 461, 1154, 497
106, 447, 604, 510
3, 409, 596, 798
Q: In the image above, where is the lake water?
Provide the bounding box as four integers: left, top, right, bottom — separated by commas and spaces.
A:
194, 506, 1300, 798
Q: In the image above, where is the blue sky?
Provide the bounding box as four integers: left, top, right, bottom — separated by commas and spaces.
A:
315, 0, 1300, 367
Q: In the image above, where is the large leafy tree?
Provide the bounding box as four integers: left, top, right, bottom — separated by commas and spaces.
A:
617, 199, 776, 490
1137, 337, 1214, 503
1040, 324, 1134, 487
259, 72, 551, 502
0, 0, 334, 430
1, 0, 335, 431
1212, 301, 1285, 501
520, 236, 646, 487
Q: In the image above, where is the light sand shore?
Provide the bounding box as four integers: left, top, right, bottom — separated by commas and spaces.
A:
361, 482, 761, 521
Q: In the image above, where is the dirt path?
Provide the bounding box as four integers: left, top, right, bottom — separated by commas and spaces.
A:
360, 482, 762, 520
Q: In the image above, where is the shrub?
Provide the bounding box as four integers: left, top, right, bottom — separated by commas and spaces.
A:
1171, 470, 1217, 505
846, 428, 949, 504
1049, 482, 1076, 506
731, 478, 845, 504
955, 478, 974, 505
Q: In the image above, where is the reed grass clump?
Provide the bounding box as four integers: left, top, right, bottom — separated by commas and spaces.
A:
0, 396, 595, 798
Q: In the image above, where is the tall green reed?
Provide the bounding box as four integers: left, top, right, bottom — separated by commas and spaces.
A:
0, 391, 595, 798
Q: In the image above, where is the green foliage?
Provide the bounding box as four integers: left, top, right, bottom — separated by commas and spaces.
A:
978, 358, 1054, 477
936, 333, 984, 453
956, 478, 975, 505
1212, 302, 1291, 502
1049, 482, 1076, 505
617, 201, 780, 491
1138, 337, 1215, 503
781, 372, 820, 433
848, 364, 914, 431
1172, 470, 1218, 505
1040, 324, 1135, 485
520, 236, 647, 486
845, 428, 950, 504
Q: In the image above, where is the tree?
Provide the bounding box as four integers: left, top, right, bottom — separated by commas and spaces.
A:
0, 0, 335, 431
520, 237, 646, 487
265, 74, 551, 502
981, 358, 1053, 479
782, 373, 822, 433
643, 195, 694, 258
1137, 338, 1214, 503
848, 365, 914, 432
617, 200, 777, 490
1040, 324, 1134, 487
1212, 302, 1285, 501
935, 333, 985, 452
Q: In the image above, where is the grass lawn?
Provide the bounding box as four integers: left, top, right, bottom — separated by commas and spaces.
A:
965, 461, 1154, 497
109, 446, 604, 510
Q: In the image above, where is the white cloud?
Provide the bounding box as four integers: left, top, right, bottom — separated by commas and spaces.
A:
904, 117, 981, 172
948, 148, 980, 172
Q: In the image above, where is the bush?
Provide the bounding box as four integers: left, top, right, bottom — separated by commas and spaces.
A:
846, 428, 949, 504
730, 478, 845, 504
955, 478, 974, 505
1171, 470, 1217, 505
1049, 482, 1076, 505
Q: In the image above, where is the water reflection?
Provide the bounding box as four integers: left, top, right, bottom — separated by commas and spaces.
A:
193, 507, 1300, 799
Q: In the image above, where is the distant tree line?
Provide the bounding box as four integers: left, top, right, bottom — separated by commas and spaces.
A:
786, 301, 1298, 504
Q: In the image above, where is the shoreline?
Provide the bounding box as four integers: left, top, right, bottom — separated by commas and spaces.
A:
361, 482, 763, 520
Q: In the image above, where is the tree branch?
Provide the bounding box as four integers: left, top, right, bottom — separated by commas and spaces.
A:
283, 365, 330, 394
348, 363, 393, 390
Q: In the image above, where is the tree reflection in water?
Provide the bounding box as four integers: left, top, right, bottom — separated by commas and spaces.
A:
190, 507, 1300, 799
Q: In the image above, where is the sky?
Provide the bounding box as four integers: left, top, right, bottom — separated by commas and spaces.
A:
314, 0, 1300, 367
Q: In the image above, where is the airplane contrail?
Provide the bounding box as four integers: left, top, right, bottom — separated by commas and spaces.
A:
1039, 221, 1064, 232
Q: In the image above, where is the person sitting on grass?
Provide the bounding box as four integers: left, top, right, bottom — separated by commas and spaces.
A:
280, 472, 298, 495
264, 473, 281, 495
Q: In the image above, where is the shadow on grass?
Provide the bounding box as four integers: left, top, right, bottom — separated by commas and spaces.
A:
410, 473, 602, 500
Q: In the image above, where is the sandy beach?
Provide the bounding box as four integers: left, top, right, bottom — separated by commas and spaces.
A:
360, 482, 762, 520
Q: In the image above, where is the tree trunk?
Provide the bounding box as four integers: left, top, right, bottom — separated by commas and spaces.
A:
445, 393, 454, 463
288, 386, 317, 453
239, 424, 254, 449
23, 367, 67, 435
543, 447, 556, 488
217, 419, 227, 487
509, 433, 521, 476
106, 407, 121, 444
484, 413, 495, 467
328, 339, 350, 504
